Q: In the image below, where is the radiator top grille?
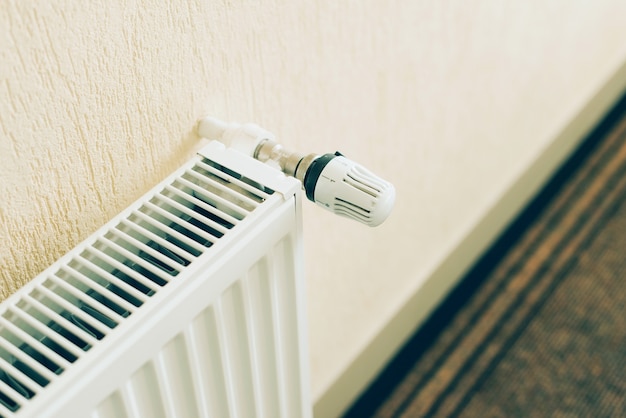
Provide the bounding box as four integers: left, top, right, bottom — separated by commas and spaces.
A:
0, 154, 275, 416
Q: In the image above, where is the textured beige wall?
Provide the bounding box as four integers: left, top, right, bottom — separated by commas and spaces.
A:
3, 2, 626, 415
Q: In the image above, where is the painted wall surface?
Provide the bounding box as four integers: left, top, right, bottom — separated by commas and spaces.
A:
2, 1, 626, 414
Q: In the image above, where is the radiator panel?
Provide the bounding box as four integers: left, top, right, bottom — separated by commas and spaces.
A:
0, 141, 309, 418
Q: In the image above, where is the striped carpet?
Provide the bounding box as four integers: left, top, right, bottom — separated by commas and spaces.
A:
345, 96, 626, 417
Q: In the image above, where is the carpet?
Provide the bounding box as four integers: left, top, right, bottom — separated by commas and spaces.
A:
345, 95, 626, 417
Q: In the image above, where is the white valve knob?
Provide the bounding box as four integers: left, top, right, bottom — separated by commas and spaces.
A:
303, 153, 395, 227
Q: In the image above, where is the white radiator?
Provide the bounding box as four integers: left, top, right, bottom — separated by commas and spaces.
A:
0, 141, 311, 418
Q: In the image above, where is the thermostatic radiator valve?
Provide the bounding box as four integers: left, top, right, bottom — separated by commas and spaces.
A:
197, 117, 395, 227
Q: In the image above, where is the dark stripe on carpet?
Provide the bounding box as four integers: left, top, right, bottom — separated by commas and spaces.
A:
344, 93, 626, 418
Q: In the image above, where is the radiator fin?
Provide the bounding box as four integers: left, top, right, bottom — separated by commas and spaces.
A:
0, 155, 273, 416
183, 308, 229, 418
121, 363, 165, 418
93, 389, 126, 418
